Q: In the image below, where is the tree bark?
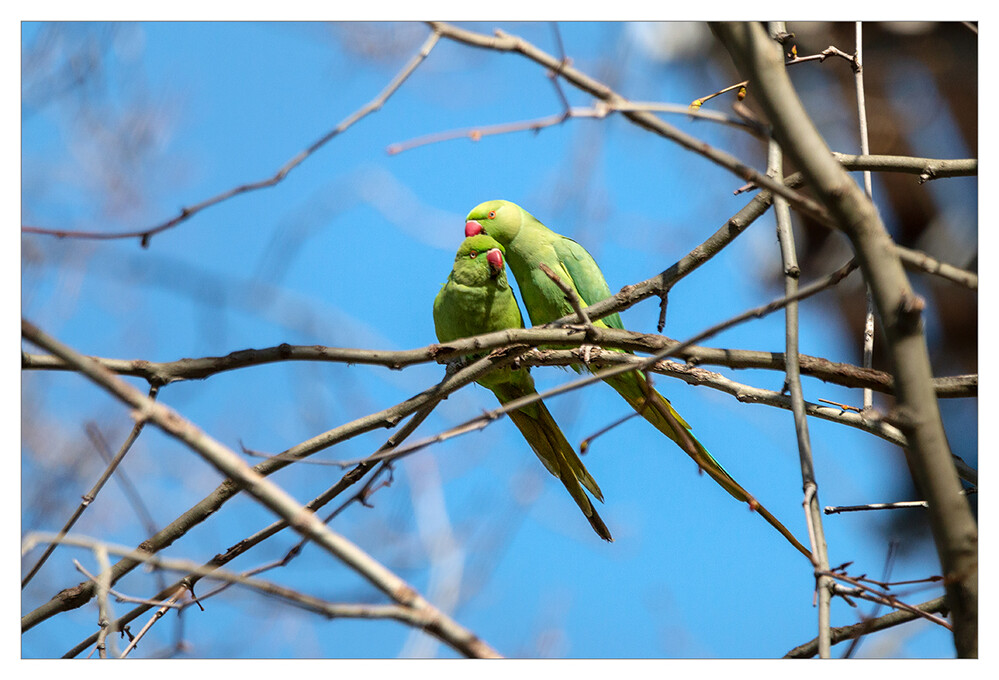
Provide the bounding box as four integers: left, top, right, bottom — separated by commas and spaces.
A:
712, 21, 978, 658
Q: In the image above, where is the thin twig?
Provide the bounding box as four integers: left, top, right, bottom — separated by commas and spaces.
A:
579, 409, 641, 454
60, 401, 436, 658
21, 30, 442, 245
842, 543, 898, 658
690, 80, 748, 109
119, 589, 185, 658
21, 319, 501, 659
538, 262, 594, 333
32, 531, 466, 658
387, 108, 600, 155
827, 500, 929, 514
388, 100, 769, 155
547, 22, 572, 113
785, 595, 948, 657
853, 22, 877, 413
92, 547, 118, 658
77, 564, 187, 609
824, 575, 952, 631
21, 387, 159, 589
816, 397, 864, 412
785, 44, 856, 67
427, 22, 830, 225
895, 245, 977, 289
825, 488, 975, 514
763, 26, 831, 651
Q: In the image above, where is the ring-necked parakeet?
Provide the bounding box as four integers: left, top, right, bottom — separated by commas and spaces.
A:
433, 234, 613, 542
464, 200, 809, 558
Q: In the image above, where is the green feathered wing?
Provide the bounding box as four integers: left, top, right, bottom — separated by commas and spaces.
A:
433, 234, 612, 541
465, 201, 809, 558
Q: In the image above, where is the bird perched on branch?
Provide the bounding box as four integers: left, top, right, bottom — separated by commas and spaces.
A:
464, 199, 809, 558
434, 233, 612, 541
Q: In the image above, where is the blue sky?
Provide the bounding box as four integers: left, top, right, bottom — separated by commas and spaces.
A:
20, 21, 975, 659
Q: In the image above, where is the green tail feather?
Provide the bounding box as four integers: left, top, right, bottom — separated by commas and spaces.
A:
497, 389, 613, 542
604, 369, 810, 558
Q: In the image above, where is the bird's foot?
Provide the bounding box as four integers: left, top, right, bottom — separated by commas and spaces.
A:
444, 356, 469, 376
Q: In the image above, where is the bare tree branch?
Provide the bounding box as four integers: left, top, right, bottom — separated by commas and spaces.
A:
713, 21, 978, 658
21, 30, 441, 245
764, 24, 832, 649
21, 22, 977, 660
895, 245, 978, 290
20, 386, 159, 589
784, 596, 948, 658
427, 21, 831, 224
22, 338, 525, 636
832, 152, 978, 182
21, 340, 978, 398
20, 319, 500, 658
29, 532, 476, 649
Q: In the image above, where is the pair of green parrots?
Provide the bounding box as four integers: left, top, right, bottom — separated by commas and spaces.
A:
433, 199, 808, 555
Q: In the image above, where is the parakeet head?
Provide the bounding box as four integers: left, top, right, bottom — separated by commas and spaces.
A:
465, 199, 522, 244
452, 234, 507, 283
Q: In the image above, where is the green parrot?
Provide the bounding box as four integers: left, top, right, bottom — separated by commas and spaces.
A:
433, 233, 613, 542
464, 200, 809, 558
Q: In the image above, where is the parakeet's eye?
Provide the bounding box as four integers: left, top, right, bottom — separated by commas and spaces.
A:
469, 250, 478, 258
487, 210, 496, 219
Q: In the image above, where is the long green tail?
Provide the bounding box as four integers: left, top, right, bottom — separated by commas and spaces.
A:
494, 386, 613, 542
604, 369, 810, 558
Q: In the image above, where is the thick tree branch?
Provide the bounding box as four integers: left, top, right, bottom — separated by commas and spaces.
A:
21, 321, 512, 655
20, 319, 500, 658
713, 21, 978, 658
62, 403, 435, 658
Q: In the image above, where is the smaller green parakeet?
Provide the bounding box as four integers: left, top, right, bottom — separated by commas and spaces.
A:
464, 200, 809, 558
433, 234, 612, 541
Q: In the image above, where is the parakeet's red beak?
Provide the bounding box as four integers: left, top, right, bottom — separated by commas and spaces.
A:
465, 220, 484, 237
486, 248, 503, 276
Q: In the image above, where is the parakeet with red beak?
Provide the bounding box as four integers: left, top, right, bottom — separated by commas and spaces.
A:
433, 234, 612, 541
464, 200, 808, 558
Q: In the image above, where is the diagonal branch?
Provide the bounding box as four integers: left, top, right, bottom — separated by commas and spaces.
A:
62, 401, 436, 658
21, 30, 441, 246
784, 596, 948, 658
20, 386, 159, 589
427, 21, 831, 224
21, 338, 525, 635
712, 21, 978, 658
20, 319, 500, 658
28, 532, 475, 647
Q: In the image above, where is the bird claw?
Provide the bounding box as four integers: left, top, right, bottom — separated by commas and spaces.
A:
444, 356, 469, 376
580, 344, 595, 364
